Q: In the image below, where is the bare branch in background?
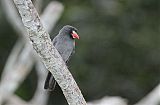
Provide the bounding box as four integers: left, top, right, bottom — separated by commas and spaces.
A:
41, 1, 63, 33
7, 95, 44, 105
12, 0, 87, 104
135, 84, 160, 105
30, 61, 49, 105
34, 0, 43, 13
7, 95, 29, 105
1, 0, 26, 37
0, 43, 34, 103
88, 96, 127, 105
1, 39, 24, 78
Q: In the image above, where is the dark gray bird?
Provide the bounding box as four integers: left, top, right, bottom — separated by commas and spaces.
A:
44, 25, 79, 91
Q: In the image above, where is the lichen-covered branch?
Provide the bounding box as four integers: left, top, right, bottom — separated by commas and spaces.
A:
12, 0, 87, 105
0, 1, 63, 104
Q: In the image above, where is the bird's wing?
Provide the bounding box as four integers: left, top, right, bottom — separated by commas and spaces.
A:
66, 47, 75, 63
52, 36, 58, 46
52, 35, 75, 63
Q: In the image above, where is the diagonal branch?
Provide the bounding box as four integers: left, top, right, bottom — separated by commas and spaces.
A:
29, 61, 49, 105
1, 0, 26, 38
0, 43, 34, 104
1, 39, 24, 79
12, 0, 87, 105
40, 1, 63, 33
134, 84, 160, 105
0, 1, 63, 104
34, 0, 43, 13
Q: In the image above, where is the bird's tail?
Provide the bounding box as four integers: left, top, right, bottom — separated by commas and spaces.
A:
44, 71, 56, 91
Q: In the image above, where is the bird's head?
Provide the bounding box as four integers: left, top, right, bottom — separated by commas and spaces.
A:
59, 25, 80, 39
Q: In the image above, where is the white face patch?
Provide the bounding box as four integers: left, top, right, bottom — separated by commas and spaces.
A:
71, 30, 79, 39
72, 30, 77, 34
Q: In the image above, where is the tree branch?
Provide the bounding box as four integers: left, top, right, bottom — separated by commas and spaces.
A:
12, 0, 87, 105
1, 0, 26, 38
40, 1, 63, 33
29, 61, 49, 105
34, 0, 43, 13
0, 43, 34, 104
0, 1, 63, 104
135, 84, 160, 105
1, 39, 24, 79
88, 96, 127, 105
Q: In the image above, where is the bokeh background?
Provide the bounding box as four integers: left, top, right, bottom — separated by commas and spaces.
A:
0, 0, 160, 105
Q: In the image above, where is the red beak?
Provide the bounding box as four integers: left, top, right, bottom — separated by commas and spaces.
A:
71, 31, 80, 39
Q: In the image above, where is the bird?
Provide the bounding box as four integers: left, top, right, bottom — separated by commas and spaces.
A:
44, 25, 79, 91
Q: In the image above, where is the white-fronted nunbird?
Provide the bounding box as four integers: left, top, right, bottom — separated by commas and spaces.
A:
44, 25, 79, 91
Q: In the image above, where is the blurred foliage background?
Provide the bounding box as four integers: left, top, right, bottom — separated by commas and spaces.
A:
0, 0, 160, 105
